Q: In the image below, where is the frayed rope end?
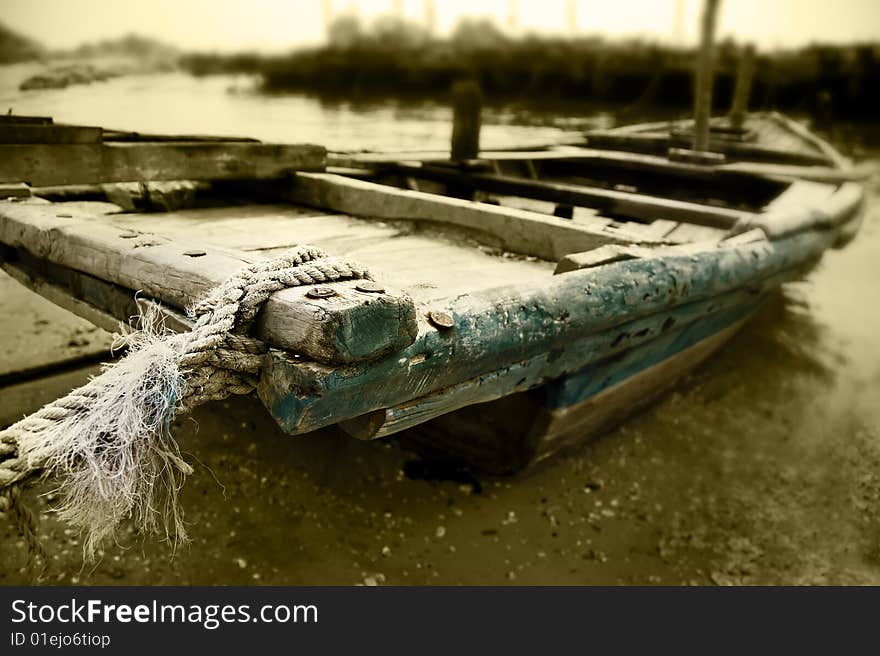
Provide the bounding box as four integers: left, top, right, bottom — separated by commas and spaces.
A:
16, 318, 196, 559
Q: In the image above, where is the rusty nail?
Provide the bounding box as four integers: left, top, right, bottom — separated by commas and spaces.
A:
56, 213, 72, 218
355, 280, 385, 294
306, 286, 337, 299
428, 310, 454, 330
183, 250, 206, 257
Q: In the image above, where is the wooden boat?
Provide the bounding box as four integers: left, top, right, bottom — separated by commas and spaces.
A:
0, 112, 865, 473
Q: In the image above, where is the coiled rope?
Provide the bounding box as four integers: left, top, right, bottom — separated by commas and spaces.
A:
0, 245, 369, 557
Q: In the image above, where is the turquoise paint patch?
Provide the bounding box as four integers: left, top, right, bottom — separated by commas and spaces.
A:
545, 299, 761, 410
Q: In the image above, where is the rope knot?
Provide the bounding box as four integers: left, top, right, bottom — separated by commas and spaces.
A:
0, 245, 370, 557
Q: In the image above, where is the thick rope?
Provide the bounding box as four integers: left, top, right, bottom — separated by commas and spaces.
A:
0, 245, 369, 557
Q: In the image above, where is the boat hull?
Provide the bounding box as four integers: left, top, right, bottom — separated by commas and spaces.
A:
0, 112, 866, 474
397, 298, 757, 472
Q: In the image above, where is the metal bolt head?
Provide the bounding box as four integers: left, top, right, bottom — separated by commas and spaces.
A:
428, 310, 454, 330
306, 286, 338, 299
183, 249, 206, 257
355, 280, 385, 294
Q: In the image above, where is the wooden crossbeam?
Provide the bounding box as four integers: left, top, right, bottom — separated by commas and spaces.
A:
271, 172, 673, 261
0, 142, 327, 186
0, 124, 103, 144
385, 162, 749, 230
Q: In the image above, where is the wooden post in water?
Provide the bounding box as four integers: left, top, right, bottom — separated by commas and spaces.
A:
692, 0, 721, 152
451, 78, 482, 162
729, 44, 755, 131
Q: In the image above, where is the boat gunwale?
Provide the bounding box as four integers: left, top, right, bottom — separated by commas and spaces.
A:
258, 194, 861, 435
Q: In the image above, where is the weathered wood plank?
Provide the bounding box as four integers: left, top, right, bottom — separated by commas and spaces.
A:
717, 161, 873, 184
102, 130, 259, 144
102, 203, 555, 304
527, 315, 750, 467
0, 144, 103, 186
556, 238, 732, 276
275, 172, 654, 261
339, 146, 859, 215
338, 294, 761, 442
397, 303, 754, 472
584, 129, 833, 167
662, 222, 729, 244
736, 181, 863, 238
767, 112, 848, 168
259, 229, 832, 436
0, 142, 326, 186
554, 244, 644, 274
0, 183, 31, 199
763, 179, 838, 214
102, 142, 326, 183
347, 146, 867, 185
0, 115, 52, 125
667, 147, 726, 166
386, 163, 749, 230
102, 180, 210, 212
0, 124, 103, 144
0, 201, 417, 363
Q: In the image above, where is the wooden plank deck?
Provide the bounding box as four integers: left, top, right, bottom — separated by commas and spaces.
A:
105, 202, 556, 304
0, 200, 419, 363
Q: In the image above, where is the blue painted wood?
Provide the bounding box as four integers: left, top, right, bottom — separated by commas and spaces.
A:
258, 177, 864, 436
541, 299, 759, 411
341, 292, 763, 440
258, 228, 830, 435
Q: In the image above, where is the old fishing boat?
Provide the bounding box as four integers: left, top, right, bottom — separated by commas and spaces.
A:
0, 111, 865, 477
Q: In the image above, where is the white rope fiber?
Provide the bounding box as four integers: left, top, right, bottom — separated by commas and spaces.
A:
0, 245, 370, 557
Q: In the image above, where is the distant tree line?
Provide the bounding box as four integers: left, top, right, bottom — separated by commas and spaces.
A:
0, 20, 178, 69
0, 22, 45, 63
185, 15, 879, 120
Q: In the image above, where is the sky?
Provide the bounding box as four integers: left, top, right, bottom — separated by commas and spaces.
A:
4, 0, 879, 52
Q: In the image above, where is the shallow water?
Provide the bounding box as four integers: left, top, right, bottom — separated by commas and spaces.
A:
0, 67, 582, 151
0, 68, 879, 584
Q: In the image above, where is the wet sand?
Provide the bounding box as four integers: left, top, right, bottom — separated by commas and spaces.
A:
1, 171, 878, 586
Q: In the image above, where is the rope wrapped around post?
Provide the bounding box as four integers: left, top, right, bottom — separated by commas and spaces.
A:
0, 245, 370, 557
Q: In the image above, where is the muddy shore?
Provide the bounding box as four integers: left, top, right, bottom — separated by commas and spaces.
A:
1, 171, 878, 586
